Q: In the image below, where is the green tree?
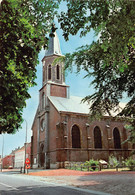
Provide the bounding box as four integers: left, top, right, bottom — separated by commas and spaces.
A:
0, 0, 59, 133
58, 0, 135, 142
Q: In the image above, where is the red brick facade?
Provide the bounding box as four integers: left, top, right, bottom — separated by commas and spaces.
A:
31, 97, 133, 169
2, 154, 14, 169
50, 84, 67, 98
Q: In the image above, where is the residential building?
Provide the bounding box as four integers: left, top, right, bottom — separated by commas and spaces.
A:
14, 143, 31, 168
2, 154, 14, 169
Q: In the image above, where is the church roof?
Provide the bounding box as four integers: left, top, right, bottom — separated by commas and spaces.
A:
48, 96, 90, 115
45, 31, 62, 57
49, 95, 126, 116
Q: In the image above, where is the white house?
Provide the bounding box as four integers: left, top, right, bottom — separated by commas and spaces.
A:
14, 146, 25, 168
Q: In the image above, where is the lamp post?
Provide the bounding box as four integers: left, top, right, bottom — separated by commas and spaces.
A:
23, 119, 27, 173
1, 134, 4, 172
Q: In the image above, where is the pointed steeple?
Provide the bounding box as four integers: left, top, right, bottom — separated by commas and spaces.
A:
45, 24, 62, 57
41, 24, 69, 100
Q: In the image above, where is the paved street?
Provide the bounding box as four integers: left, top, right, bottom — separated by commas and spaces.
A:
0, 171, 111, 195
27, 169, 135, 195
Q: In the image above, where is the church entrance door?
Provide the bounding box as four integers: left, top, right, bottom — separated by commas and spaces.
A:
40, 143, 45, 167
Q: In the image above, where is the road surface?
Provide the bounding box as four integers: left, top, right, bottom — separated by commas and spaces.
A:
0, 171, 111, 195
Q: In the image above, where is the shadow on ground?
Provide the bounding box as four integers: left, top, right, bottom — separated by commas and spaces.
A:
0, 184, 96, 195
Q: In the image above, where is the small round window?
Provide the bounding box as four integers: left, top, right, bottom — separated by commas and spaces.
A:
41, 119, 45, 131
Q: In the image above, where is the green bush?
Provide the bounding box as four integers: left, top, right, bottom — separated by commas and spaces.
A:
84, 159, 99, 171
108, 155, 119, 167
125, 157, 135, 171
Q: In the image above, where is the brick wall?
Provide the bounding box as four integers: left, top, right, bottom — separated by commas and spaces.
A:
2, 154, 14, 168
49, 110, 131, 164
50, 84, 67, 98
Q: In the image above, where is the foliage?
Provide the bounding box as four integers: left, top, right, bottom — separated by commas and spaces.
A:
66, 160, 99, 171
52, 56, 65, 66
0, 0, 59, 133
84, 159, 99, 171
124, 120, 135, 146
109, 155, 119, 167
58, 0, 135, 143
84, 159, 99, 166
125, 157, 135, 171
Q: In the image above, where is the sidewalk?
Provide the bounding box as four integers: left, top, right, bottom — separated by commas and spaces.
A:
28, 169, 135, 195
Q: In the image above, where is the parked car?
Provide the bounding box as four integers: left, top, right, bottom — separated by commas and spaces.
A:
8, 166, 13, 169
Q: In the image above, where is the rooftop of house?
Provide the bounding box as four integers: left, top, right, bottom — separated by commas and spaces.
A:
14, 143, 31, 154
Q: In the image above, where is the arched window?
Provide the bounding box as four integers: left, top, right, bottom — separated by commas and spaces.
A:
94, 126, 102, 148
113, 128, 121, 149
48, 65, 51, 80
56, 65, 60, 80
40, 143, 44, 153
43, 68, 45, 82
72, 125, 81, 148
42, 92, 45, 109
132, 144, 135, 149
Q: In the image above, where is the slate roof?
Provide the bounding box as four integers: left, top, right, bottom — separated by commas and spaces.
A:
48, 95, 126, 116
49, 95, 90, 115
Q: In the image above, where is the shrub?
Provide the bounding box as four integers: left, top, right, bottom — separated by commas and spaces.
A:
109, 155, 119, 167
125, 157, 135, 171
84, 159, 99, 171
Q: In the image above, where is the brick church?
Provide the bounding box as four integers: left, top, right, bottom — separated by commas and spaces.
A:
31, 27, 133, 169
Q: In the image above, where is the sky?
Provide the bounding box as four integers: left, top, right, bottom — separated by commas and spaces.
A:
0, 5, 96, 156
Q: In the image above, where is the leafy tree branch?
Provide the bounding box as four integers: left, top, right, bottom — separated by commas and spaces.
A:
0, 0, 59, 133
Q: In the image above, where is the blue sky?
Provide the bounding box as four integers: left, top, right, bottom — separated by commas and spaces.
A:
0, 19, 96, 156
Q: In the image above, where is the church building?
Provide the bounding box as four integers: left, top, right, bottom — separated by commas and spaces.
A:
31, 27, 133, 169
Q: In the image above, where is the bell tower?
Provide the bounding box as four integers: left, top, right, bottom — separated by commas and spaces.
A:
41, 24, 69, 99
42, 29, 65, 85
37, 25, 69, 169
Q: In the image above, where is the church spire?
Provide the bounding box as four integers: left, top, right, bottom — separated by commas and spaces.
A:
42, 25, 65, 86
45, 24, 62, 57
